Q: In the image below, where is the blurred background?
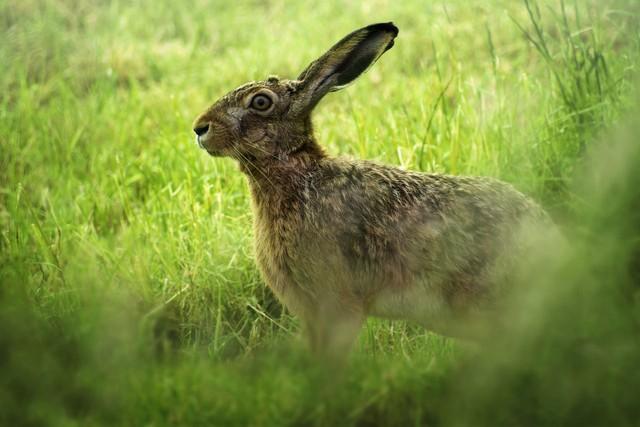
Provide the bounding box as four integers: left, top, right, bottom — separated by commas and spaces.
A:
1, 0, 639, 425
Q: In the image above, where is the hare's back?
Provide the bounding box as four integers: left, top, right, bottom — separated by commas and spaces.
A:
310, 159, 543, 243
306, 159, 546, 301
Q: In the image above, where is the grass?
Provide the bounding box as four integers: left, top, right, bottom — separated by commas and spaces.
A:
1, 0, 640, 425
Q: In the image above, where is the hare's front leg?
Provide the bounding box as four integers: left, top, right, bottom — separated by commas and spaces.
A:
303, 300, 364, 362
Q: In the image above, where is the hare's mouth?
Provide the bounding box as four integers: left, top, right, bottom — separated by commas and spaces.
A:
194, 127, 215, 152
195, 134, 205, 149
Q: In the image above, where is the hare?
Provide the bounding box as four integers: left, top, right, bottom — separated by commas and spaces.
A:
192, 23, 550, 358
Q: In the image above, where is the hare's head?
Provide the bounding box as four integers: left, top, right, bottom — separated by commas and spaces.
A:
192, 23, 398, 160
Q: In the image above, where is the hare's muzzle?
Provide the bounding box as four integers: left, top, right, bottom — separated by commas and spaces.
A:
193, 123, 210, 149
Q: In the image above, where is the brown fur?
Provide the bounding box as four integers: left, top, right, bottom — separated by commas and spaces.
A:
192, 23, 551, 358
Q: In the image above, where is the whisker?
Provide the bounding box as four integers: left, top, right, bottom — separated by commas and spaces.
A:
232, 145, 308, 206
247, 142, 310, 180
232, 147, 279, 190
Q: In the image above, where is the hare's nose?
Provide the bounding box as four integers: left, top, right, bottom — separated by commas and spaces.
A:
193, 124, 209, 136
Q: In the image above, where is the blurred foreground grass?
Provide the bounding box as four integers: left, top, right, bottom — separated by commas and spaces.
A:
1, 0, 640, 425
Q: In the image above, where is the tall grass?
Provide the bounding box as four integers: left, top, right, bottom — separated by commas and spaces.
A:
1, 0, 639, 425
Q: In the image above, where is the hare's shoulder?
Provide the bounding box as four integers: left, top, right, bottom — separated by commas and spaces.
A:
313, 158, 451, 198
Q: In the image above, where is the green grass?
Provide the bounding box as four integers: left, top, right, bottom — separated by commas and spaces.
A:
1, 0, 640, 425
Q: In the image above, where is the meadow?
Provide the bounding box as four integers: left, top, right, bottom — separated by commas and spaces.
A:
1, 0, 640, 425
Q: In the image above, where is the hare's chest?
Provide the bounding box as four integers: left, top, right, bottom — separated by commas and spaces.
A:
252, 211, 313, 314
253, 217, 295, 276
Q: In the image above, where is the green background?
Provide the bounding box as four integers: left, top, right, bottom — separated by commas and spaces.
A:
1, 0, 639, 425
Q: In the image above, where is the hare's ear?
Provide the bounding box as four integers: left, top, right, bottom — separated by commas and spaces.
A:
291, 22, 398, 115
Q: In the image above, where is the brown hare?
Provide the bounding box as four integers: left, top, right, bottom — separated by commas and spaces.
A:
192, 23, 550, 358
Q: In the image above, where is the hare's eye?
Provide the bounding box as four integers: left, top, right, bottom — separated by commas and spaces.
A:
250, 94, 272, 111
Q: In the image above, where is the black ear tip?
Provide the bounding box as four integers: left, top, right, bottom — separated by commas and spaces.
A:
367, 22, 399, 37
385, 22, 399, 37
